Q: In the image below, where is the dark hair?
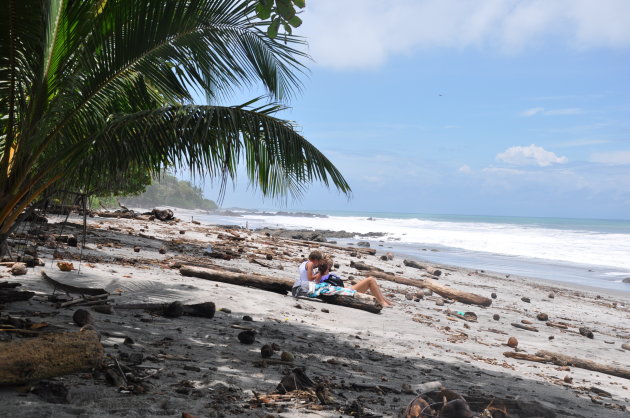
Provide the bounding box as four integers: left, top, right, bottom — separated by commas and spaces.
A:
308, 251, 323, 261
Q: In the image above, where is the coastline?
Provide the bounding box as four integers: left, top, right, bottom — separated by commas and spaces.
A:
1, 209, 629, 417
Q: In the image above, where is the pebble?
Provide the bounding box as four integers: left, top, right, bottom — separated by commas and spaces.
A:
493, 314, 500, 321
321, 308, 329, 313
133, 246, 140, 253
491, 292, 497, 299
423, 288, 433, 297
536, 313, 549, 321
280, 351, 294, 362
219, 308, 232, 314
271, 343, 281, 351
73, 309, 92, 326
564, 375, 573, 384
507, 337, 518, 348
237, 330, 256, 344
179, 230, 186, 234
159, 247, 166, 254
435, 299, 444, 306
579, 327, 594, 339
521, 297, 531, 303
405, 293, 413, 300
242, 315, 253, 321
548, 293, 555, 299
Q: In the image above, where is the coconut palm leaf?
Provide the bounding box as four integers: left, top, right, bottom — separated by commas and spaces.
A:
0, 0, 350, 239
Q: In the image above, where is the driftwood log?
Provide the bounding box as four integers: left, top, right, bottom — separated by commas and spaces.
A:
280, 238, 377, 255
403, 259, 442, 277
179, 265, 382, 314
504, 350, 630, 380
359, 271, 492, 307
0, 329, 103, 385
0, 289, 35, 303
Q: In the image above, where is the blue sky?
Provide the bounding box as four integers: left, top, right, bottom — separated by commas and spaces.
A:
198, 0, 630, 220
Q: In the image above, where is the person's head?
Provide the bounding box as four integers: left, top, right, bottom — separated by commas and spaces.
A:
308, 251, 323, 266
320, 258, 333, 274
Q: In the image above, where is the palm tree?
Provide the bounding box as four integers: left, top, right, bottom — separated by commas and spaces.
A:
0, 0, 350, 252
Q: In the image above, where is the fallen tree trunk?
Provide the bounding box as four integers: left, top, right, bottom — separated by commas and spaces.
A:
179, 265, 381, 313
359, 271, 492, 307
403, 259, 442, 277
280, 238, 377, 255
0, 289, 35, 303
0, 329, 103, 385
504, 350, 630, 381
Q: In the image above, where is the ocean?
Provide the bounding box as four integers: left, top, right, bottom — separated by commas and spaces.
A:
193, 210, 630, 293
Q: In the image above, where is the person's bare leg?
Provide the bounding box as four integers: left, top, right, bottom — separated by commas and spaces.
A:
351, 277, 392, 306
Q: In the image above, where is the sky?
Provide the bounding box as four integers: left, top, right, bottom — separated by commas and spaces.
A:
198, 0, 630, 220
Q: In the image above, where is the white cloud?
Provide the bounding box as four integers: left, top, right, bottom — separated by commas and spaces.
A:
458, 164, 472, 173
496, 144, 568, 167
521, 107, 545, 117
520, 107, 585, 117
301, 0, 630, 69
590, 150, 630, 165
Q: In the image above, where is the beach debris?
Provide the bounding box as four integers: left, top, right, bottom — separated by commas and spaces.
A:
149, 208, 174, 221
133, 246, 140, 253
491, 292, 497, 299
0, 283, 35, 303
10, 262, 27, 276
114, 301, 215, 319
0, 329, 103, 386
521, 297, 531, 303
280, 351, 294, 362
548, 293, 555, 298
404, 388, 472, 418
537, 313, 549, 321
546, 321, 568, 330
447, 310, 478, 322
242, 315, 253, 321
423, 288, 433, 296
507, 336, 519, 348
403, 259, 442, 276
261, 344, 274, 358
511, 323, 539, 332
357, 241, 370, 247
92, 304, 114, 314
72, 309, 92, 326
579, 327, 594, 339
493, 314, 500, 321
402, 395, 432, 417
276, 367, 315, 393
564, 375, 573, 384
436, 299, 445, 306
350, 260, 384, 272
55, 261, 75, 272
622, 343, 630, 351
158, 247, 167, 254
41, 271, 107, 296
504, 350, 630, 380
238, 330, 256, 344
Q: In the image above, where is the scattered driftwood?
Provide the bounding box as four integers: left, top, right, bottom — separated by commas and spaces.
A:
58, 294, 109, 308
114, 301, 216, 318
511, 323, 539, 332
0, 288, 35, 303
504, 350, 630, 380
281, 237, 376, 255
0, 329, 103, 385
41, 271, 107, 296
248, 257, 273, 268
360, 271, 492, 307
179, 265, 382, 313
403, 259, 442, 276
350, 260, 384, 272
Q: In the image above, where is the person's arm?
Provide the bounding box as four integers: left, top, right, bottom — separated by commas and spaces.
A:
306, 261, 321, 282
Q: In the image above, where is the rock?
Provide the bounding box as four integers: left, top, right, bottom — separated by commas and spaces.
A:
123, 337, 134, 345
179, 230, 185, 235
242, 315, 253, 321
564, 375, 573, 384
548, 336, 554, 340
73, 309, 92, 326
491, 292, 497, 299
238, 330, 256, 344
414, 292, 424, 300
422, 288, 433, 297
321, 308, 329, 313
151, 208, 174, 221
537, 313, 549, 321
280, 351, 294, 362
386, 252, 394, 260
521, 297, 531, 303
548, 293, 555, 298
507, 337, 518, 348
265, 254, 273, 260
133, 246, 140, 253
405, 293, 413, 300
333, 263, 340, 269
436, 299, 445, 306
219, 307, 231, 314
158, 247, 167, 254
21, 255, 36, 267
623, 277, 630, 283
164, 301, 184, 318
67, 235, 78, 247
356, 241, 370, 248
621, 343, 630, 351
92, 305, 113, 314
380, 255, 388, 261
441, 398, 473, 418
579, 327, 594, 339
404, 395, 433, 417
10, 263, 27, 276
493, 314, 500, 321
271, 343, 281, 352
260, 344, 274, 358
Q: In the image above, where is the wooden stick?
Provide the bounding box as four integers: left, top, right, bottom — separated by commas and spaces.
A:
0, 329, 103, 385
58, 293, 109, 308
504, 350, 630, 380
511, 323, 539, 332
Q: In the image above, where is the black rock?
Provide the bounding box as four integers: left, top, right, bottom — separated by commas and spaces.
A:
356, 241, 370, 248
491, 292, 497, 299
493, 314, 500, 321
261, 344, 274, 358
622, 277, 630, 283
242, 315, 253, 321
73, 309, 92, 326
521, 297, 531, 303
579, 327, 594, 339
238, 330, 256, 344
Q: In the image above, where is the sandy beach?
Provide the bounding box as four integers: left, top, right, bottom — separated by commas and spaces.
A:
1, 209, 629, 417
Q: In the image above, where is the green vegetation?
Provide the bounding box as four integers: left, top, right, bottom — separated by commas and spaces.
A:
120, 174, 217, 210
0, 0, 351, 253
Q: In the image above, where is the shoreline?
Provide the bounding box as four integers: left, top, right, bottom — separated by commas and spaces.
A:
2, 210, 629, 417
